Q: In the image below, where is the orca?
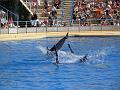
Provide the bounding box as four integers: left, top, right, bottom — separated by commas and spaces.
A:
46, 33, 89, 64
49, 33, 68, 52
79, 54, 88, 63
47, 33, 68, 64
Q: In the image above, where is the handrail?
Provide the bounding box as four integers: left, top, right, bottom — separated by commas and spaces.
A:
0, 19, 119, 34
0, 4, 19, 20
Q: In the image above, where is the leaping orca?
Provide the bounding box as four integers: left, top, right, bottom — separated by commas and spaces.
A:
47, 33, 88, 64
47, 33, 68, 55
47, 33, 68, 64
49, 33, 68, 52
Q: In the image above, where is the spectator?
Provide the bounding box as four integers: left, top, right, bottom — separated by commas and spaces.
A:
54, 0, 61, 9
42, 8, 49, 17
1, 17, 8, 28
48, 14, 53, 27
44, 0, 49, 9
32, 0, 37, 8
31, 13, 39, 26
72, 11, 77, 23
0, 10, 8, 28
37, 0, 40, 6
42, 0, 51, 17
8, 17, 15, 28
51, 5, 57, 17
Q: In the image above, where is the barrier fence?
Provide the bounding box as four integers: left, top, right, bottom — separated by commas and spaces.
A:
0, 19, 120, 34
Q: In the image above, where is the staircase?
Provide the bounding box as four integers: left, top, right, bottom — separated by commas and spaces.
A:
62, 0, 74, 25
19, 0, 63, 20
63, 0, 72, 19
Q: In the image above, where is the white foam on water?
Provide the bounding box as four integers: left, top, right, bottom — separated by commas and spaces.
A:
56, 51, 83, 63
37, 45, 47, 55
37, 45, 113, 64
37, 45, 84, 63
88, 47, 111, 64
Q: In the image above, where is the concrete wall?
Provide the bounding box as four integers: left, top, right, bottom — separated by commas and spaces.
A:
0, 26, 120, 34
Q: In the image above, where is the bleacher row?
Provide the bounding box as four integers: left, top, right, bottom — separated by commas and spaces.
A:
23, 0, 120, 26
23, 0, 62, 20
0, 0, 120, 28
72, 0, 120, 26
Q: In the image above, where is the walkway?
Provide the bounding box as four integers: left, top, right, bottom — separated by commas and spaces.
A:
0, 31, 120, 41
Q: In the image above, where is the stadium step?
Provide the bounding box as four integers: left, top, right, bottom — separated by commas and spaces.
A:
63, 0, 72, 19
20, 0, 63, 20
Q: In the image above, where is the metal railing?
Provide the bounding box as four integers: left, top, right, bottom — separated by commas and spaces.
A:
0, 19, 120, 34
0, 5, 19, 21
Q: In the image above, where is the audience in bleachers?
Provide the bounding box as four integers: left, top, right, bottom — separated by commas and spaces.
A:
72, 0, 120, 26
0, 10, 8, 28
24, 0, 61, 26
0, 10, 15, 28
6, 0, 119, 27
42, 0, 58, 26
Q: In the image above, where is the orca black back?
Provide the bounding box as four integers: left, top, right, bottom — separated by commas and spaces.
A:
50, 33, 68, 51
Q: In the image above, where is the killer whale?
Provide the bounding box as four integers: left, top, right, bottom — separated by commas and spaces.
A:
47, 33, 88, 64
79, 54, 88, 63
49, 33, 68, 52
47, 33, 68, 64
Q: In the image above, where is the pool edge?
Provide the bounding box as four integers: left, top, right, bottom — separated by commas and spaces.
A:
0, 31, 120, 41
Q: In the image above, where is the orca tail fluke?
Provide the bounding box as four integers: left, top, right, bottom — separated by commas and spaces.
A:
66, 33, 68, 37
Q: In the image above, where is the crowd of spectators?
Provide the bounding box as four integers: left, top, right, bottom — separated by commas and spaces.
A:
31, 0, 61, 26
22, 0, 61, 27
41, 0, 61, 26
72, 0, 120, 26
0, 10, 15, 28
2, 0, 119, 28
30, 0, 120, 26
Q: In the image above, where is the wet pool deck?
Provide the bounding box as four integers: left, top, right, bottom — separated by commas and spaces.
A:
0, 31, 120, 41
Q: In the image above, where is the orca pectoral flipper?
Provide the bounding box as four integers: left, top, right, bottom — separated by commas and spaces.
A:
68, 44, 74, 53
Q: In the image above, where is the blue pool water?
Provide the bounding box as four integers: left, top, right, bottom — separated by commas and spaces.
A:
0, 36, 120, 90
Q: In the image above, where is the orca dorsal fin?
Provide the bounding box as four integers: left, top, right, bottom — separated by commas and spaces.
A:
65, 33, 69, 39
66, 33, 68, 37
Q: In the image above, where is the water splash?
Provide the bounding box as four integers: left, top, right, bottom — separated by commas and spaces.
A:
37, 45, 85, 64
37, 45, 84, 63
37, 45, 47, 55
37, 45, 112, 64
88, 47, 112, 64
56, 51, 83, 63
